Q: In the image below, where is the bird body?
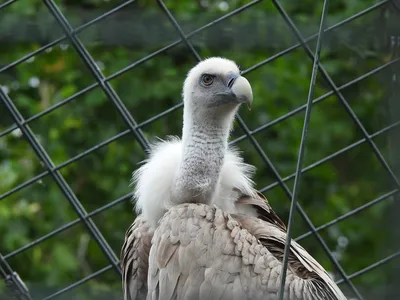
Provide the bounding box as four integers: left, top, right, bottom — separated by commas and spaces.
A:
121, 57, 347, 300
149, 202, 345, 300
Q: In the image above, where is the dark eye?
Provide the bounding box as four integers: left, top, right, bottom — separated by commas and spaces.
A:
201, 74, 214, 86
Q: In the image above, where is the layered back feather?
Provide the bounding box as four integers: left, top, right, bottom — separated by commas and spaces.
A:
148, 203, 347, 300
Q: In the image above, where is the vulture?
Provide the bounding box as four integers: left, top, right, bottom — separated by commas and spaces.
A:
121, 57, 347, 300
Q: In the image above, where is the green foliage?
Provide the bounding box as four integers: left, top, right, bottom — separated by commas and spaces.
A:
0, 0, 397, 299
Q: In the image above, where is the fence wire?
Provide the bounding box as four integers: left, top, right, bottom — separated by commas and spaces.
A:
0, 0, 399, 300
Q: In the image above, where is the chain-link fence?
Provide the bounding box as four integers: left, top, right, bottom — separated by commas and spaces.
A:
0, 0, 399, 299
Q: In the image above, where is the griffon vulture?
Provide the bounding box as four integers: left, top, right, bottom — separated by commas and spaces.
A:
121, 57, 347, 300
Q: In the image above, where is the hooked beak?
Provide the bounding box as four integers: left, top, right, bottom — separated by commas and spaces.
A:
226, 73, 253, 110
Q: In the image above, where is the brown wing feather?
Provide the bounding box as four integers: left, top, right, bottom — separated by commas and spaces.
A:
149, 203, 347, 300
232, 191, 346, 299
236, 191, 286, 232
123, 191, 345, 299
120, 215, 153, 300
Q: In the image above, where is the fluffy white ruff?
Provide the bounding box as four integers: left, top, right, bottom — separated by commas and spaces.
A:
132, 137, 258, 229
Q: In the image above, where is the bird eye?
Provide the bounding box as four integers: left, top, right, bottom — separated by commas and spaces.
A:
201, 74, 214, 86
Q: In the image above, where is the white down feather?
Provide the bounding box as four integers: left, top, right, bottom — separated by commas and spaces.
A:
132, 137, 258, 229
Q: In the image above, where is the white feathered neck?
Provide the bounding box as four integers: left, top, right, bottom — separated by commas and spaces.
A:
132, 137, 257, 229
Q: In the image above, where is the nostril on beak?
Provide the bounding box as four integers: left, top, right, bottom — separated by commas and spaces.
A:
226, 72, 240, 88
227, 74, 238, 88
227, 77, 236, 88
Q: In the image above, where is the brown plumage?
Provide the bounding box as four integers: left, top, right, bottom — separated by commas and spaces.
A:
148, 196, 346, 300
122, 192, 346, 300
121, 216, 153, 300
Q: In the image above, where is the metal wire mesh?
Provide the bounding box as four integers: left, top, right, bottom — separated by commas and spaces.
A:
0, 0, 399, 299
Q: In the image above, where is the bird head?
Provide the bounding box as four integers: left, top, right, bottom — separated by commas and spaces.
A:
182, 57, 253, 122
